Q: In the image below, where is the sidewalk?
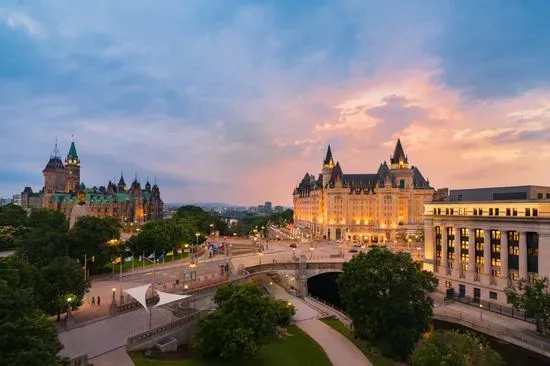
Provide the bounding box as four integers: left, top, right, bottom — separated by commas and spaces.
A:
258, 275, 371, 366
434, 301, 550, 357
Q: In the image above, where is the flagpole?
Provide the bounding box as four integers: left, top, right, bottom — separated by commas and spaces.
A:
119, 253, 123, 304
131, 252, 134, 289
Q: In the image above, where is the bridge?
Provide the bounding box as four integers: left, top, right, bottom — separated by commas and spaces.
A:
244, 256, 344, 297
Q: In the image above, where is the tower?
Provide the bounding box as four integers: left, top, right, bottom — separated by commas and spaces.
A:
117, 172, 127, 192
65, 141, 80, 193
389, 138, 413, 189
42, 140, 66, 195
322, 145, 335, 187
390, 138, 408, 169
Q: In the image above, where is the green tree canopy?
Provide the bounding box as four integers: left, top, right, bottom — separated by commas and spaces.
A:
411, 330, 503, 366
34, 256, 90, 321
28, 209, 68, 232
0, 203, 28, 227
68, 216, 121, 272
337, 248, 437, 359
193, 283, 295, 361
505, 277, 550, 335
16, 229, 70, 267
0, 257, 67, 366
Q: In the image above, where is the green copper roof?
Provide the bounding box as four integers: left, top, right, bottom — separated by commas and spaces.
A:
68, 141, 78, 158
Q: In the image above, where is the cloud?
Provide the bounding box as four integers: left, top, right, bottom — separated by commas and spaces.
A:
1, 1, 550, 205
2, 11, 45, 37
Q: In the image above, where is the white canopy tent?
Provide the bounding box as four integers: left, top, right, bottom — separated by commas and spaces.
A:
124, 284, 191, 314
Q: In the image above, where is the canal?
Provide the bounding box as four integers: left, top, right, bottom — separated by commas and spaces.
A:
308, 273, 550, 366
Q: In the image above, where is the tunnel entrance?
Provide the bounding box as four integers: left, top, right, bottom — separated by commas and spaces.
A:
307, 272, 342, 308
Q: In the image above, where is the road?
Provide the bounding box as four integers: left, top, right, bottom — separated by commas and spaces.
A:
67, 236, 358, 325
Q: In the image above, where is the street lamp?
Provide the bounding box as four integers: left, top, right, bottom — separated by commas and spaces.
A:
479, 303, 483, 320
309, 245, 314, 259
258, 251, 263, 265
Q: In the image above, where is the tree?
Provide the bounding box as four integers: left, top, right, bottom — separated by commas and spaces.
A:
68, 216, 121, 272
193, 283, 295, 360
0, 257, 67, 366
337, 248, 437, 359
505, 277, 550, 335
16, 229, 70, 267
411, 330, 503, 366
0, 203, 28, 227
28, 209, 68, 232
34, 257, 90, 321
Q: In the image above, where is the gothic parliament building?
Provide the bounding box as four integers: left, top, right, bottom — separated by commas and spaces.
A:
293, 139, 434, 242
20, 141, 164, 222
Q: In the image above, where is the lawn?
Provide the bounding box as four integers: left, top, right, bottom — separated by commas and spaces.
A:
104, 253, 189, 272
320, 317, 396, 366
129, 325, 331, 366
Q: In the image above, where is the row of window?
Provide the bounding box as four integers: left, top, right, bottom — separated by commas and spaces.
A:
433, 207, 539, 217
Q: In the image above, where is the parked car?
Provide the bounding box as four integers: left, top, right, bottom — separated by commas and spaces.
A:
289, 243, 297, 248
349, 248, 359, 253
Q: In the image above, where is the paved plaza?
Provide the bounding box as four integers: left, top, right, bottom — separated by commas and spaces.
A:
59, 306, 175, 359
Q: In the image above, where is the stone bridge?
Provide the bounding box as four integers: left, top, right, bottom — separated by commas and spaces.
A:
245, 255, 344, 297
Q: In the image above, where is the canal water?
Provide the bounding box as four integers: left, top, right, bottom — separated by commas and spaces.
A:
308, 273, 550, 365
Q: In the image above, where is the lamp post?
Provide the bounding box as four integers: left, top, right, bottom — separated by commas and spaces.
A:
110, 288, 117, 314
309, 245, 314, 259
259, 251, 263, 265
479, 303, 483, 320
66, 296, 74, 327
209, 223, 214, 236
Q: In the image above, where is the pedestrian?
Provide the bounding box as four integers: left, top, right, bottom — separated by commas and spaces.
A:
91, 296, 95, 306
97, 296, 101, 306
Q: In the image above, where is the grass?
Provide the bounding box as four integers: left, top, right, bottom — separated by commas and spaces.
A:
104, 253, 189, 271
320, 317, 396, 366
129, 325, 331, 366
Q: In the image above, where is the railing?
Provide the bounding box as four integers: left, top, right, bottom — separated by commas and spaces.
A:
308, 294, 350, 321
126, 311, 203, 348
434, 309, 549, 355
449, 294, 535, 324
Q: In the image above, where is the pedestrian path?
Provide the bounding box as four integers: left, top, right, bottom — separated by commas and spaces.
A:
297, 319, 371, 366
90, 346, 134, 366
260, 276, 371, 366
58, 307, 175, 359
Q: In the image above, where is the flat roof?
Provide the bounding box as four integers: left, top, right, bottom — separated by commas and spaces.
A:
450, 185, 550, 191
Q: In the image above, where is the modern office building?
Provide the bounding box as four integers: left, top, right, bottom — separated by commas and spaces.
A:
293, 139, 434, 242
423, 186, 550, 304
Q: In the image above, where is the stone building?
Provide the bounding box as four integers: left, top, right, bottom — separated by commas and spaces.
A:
293, 139, 434, 242
20, 141, 163, 222
423, 186, 550, 304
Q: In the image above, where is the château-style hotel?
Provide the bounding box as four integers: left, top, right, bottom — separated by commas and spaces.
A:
293, 139, 434, 242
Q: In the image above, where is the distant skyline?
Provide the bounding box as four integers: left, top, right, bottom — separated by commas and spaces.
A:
2, 1, 550, 206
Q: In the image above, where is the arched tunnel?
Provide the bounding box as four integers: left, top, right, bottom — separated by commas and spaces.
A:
307, 272, 342, 308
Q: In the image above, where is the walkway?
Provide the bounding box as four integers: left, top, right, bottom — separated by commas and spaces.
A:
58, 306, 175, 359
89, 347, 134, 366
259, 276, 371, 366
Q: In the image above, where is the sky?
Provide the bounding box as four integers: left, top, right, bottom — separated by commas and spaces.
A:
1, 1, 550, 206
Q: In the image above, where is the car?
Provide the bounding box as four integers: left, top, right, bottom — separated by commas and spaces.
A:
335, 239, 342, 244
349, 248, 359, 253
353, 244, 362, 248
289, 243, 297, 248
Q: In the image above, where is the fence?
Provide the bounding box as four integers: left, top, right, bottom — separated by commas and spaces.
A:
434, 309, 550, 356
449, 294, 535, 324
126, 311, 203, 348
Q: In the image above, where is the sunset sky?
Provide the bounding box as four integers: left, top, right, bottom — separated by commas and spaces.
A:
1, 1, 550, 206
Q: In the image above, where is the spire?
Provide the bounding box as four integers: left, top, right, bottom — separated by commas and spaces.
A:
51, 137, 60, 158
390, 138, 408, 167
118, 172, 126, 187
323, 145, 334, 167
67, 141, 78, 159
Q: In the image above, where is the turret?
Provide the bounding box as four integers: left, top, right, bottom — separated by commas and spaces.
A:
117, 172, 126, 192
390, 138, 408, 169
43, 140, 66, 195
65, 140, 80, 193
322, 145, 335, 188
